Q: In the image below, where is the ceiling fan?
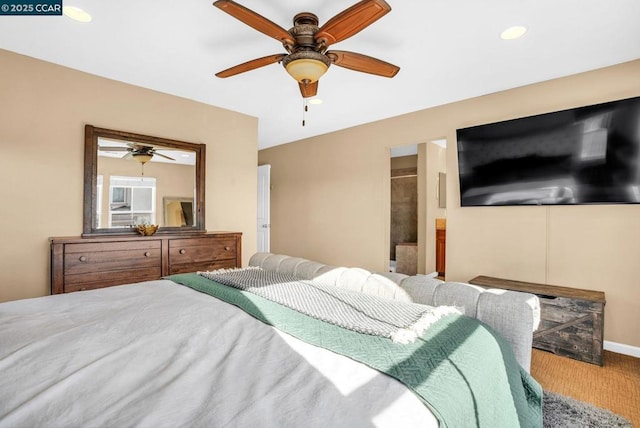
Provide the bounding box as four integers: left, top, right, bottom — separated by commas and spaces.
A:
99, 143, 175, 164
213, 0, 400, 98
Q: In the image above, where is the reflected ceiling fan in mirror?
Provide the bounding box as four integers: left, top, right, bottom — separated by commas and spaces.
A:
99, 143, 176, 164
99, 142, 175, 176
213, 0, 400, 102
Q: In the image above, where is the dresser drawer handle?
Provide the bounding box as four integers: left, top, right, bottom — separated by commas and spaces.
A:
179, 249, 186, 254
224, 246, 230, 251
144, 252, 151, 257
79, 256, 87, 262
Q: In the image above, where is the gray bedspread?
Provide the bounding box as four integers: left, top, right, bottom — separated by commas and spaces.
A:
173, 272, 543, 428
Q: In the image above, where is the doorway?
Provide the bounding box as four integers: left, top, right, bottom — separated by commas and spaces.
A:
257, 164, 271, 253
388, 139, 447, 276
390, 145, 418, 274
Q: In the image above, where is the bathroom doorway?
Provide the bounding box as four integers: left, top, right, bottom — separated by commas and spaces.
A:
389, 139, 447, 276
390, 145, 418, 275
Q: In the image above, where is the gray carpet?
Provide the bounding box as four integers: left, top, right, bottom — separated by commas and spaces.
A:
543, 390, 633, 427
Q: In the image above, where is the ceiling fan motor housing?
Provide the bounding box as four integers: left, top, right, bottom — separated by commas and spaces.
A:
289, 12, 321, 50
282, 12, 332, 83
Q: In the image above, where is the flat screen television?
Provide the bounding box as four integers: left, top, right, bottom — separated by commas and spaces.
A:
456, 96, 640, 206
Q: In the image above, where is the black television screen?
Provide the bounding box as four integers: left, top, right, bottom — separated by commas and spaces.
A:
456, 96, 640, 206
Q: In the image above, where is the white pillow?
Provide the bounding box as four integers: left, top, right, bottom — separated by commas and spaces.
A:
331, 268, 412, 302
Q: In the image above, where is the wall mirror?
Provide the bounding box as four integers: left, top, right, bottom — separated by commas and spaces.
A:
83, 125, 206, 235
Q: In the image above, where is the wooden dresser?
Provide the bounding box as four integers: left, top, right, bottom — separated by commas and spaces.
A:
51, 232, 242, 294
469, 275, 605, 365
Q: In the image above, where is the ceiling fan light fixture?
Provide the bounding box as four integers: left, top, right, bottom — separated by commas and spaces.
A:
283, 51, 331, 83
63, 6, 92, 22
500, 25, 527, 40
132, 153, 153, 164
285, 59, 328, 83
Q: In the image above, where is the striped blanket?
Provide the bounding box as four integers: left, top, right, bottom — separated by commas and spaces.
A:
198, 267, 459, 344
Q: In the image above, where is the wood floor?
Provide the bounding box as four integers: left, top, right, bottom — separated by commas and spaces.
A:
531, 349, 640, 426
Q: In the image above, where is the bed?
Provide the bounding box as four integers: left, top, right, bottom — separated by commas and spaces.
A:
0, 254, 543, 427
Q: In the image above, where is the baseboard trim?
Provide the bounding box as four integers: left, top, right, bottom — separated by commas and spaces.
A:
604, 340, 640, 358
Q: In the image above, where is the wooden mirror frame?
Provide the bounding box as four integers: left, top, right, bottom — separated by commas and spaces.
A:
83, 125, 206, 236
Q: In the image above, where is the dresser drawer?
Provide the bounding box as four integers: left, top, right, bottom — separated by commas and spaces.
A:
169, 259, 237, 275
64, 268, 162, 293
61, 240, 162, 293
169, 237, 237, 265
64, 241, 161, 275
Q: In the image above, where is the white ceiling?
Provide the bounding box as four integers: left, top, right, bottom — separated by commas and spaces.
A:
1, 0, 639, 150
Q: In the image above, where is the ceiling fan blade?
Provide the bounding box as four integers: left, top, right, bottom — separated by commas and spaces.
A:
122, 152, 133, 159
299, 80, 318, 98
99, 147, 129, 152
327, 50, 399, 77
154, 152, 176, 161
216, 54, 286, 78
315, 0, 391, 46
213, 0, 294, 46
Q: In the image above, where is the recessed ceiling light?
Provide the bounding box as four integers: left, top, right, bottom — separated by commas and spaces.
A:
309, 98, 323, 105
500, 25, 527, 40
63, 6, 92, 23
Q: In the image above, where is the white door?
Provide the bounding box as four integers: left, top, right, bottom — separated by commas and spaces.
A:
257, 164, 271, 253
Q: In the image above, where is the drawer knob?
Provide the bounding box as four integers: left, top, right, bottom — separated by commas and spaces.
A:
224, 246, 230, 251
179, 249, 186, 254
79, 256, 87, 262
144, 252, 151, 257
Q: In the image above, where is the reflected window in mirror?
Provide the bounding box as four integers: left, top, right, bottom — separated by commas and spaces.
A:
107, 176, 156, 228
84, 125, 206, 236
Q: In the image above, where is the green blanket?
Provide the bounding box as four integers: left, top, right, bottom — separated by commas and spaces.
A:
169, 273, 543, 428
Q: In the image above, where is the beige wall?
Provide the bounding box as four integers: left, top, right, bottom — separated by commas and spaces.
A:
259, 59, 640, 348
0, 49, 258, 302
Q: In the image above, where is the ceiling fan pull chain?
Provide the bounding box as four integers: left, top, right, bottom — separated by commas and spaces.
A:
302, 97, 308, 126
